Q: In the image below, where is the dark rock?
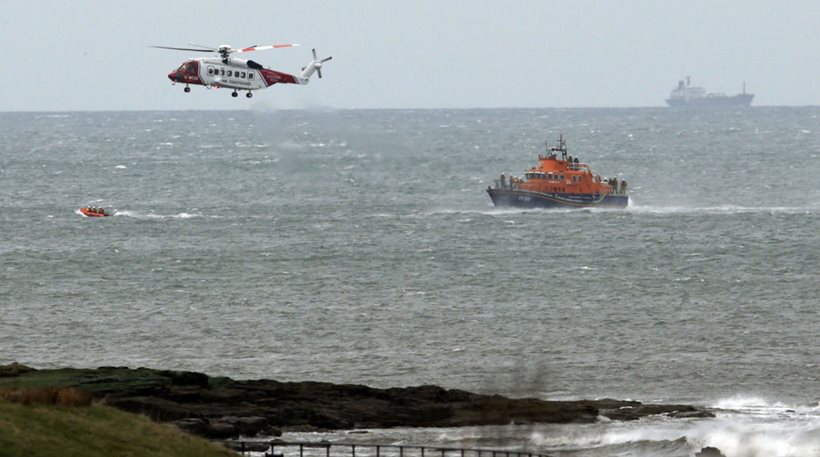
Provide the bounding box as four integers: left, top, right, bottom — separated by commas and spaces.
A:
600, 404, 712, 421
695, 446, 725, 457
0, 363, 35, 377
669, 410, 715, 419
172, 418, 209, 436
0, 365, 714, 442
160, 370, 210, 388
204, 420, 238, 439
223, 441, 271, 452
219, 415, 273, 437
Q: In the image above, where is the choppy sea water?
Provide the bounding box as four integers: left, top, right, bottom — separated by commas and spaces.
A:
0, 108, 818, 456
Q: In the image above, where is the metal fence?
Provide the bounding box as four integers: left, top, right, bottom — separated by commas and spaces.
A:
225, 440, 550, 457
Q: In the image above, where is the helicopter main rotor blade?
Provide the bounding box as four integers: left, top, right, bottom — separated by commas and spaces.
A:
150, 45, 214, 52
236, 43, 300, 53
187, 42, 218, 50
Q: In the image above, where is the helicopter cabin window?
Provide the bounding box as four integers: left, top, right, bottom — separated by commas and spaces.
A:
227, 70, 233, 77
220, 69, 225, 76
207, 66, 214, 75
249, 73, 254, 79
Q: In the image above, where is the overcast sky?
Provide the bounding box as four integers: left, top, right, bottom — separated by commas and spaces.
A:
1, 0, 818, 111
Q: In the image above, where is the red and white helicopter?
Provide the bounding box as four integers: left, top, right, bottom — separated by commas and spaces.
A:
151, 43, 332, 98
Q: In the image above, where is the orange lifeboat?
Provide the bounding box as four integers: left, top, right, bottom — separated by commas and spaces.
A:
79, 207, 112, 217
487, 135, 629, 209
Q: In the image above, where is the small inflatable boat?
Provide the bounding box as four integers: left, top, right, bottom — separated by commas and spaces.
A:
79, 207, 112, 217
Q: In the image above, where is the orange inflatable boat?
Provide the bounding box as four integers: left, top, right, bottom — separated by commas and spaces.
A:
79, 207, 112, 217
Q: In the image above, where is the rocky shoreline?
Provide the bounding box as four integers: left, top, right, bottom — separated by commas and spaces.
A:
0, 363, 713, 440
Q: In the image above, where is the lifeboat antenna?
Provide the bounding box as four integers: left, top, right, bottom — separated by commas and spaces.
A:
558, 133, 567, 160
548, 133, 568, 159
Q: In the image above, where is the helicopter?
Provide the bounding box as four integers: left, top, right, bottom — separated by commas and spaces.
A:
151, 43, 332, 98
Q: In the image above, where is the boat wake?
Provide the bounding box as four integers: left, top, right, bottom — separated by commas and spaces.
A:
626, 204, 817, 215
113, 210, 201, 219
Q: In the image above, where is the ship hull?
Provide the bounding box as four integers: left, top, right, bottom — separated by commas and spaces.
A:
666, 93, 754, 107
487, 188, 628, 209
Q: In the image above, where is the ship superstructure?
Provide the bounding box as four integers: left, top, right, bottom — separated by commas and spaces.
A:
666, 77, 754, 107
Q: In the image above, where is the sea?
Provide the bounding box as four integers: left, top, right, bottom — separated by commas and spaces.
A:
0, 107, 818, 456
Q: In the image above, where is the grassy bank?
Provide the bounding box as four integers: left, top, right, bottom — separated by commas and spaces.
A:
0, 400, 235, 457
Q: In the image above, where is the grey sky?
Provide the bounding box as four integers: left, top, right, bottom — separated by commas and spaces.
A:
1, 0, 818, 111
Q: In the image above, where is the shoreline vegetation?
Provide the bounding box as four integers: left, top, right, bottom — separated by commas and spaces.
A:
0, 400, 233, 457
0, 363, 714, 441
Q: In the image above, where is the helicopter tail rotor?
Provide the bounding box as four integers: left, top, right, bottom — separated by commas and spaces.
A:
300, 48, 332, 81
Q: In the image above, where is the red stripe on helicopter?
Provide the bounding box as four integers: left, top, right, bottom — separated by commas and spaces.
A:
260, 69, 298, 86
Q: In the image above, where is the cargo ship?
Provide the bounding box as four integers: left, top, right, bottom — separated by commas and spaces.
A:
486, 135, 629, 209
666, 77, 754, 107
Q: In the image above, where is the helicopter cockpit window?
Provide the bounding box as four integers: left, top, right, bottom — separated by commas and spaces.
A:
184, 62, 198, 75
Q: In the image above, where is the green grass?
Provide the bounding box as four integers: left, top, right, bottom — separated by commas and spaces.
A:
0, 401, 236, 457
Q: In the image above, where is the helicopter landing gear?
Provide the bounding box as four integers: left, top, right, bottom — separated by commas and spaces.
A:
184, 86, 191, 93
231, 91, 238, 98
246, 91, 253, 98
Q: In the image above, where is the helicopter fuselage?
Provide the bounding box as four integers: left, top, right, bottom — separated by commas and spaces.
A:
167, 57, 305, 92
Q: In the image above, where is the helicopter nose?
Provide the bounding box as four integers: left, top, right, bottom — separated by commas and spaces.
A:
167, 71, 177, 82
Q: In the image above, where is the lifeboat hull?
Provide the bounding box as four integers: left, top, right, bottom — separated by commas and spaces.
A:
487, 188, 628, 209
79, 208, 111, 217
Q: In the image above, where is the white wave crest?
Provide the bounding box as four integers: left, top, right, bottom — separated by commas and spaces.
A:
685, 417, 819, 457
685, 396, 820, 457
